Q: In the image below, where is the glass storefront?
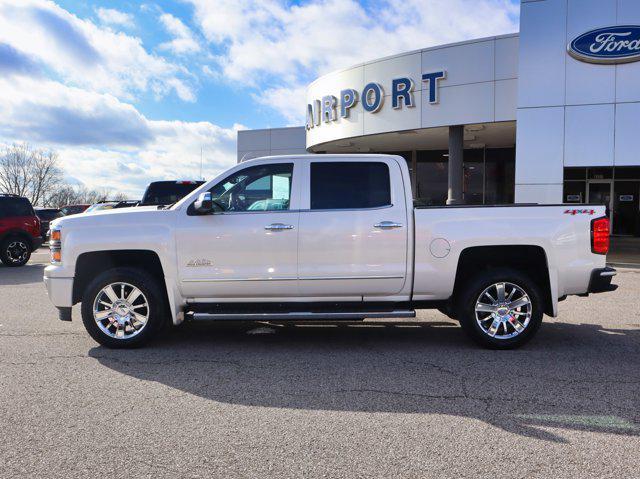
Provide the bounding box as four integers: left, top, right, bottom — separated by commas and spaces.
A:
412, 147, 515, 206
564, 167, 640, 237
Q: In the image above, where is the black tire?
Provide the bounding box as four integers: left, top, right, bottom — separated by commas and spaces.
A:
81, 267, 167, 348
456, 268, 544, 349
0, 236, 32, 267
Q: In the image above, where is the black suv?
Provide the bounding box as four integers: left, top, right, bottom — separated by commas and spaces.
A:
0, 194, 43, 266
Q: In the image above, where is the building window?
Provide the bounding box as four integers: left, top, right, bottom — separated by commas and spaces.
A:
563, 167, 640, 237
416, 150, 448, 206
414, 147, 515, 206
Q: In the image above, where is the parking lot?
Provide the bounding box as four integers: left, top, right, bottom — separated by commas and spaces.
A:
1, 260, 639, 478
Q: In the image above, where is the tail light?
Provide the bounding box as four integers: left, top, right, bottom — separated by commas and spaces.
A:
591, 217, 610, 255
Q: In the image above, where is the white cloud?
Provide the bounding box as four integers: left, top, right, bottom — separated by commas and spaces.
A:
252, 85, 307, 126
188, 0, 519, 122
0, 75, 240, 197
0, 0, 194, 101
158, 13, 201, 54
96, 7, 134, 28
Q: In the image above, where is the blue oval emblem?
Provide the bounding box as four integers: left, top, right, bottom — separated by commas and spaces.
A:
569, 25, 640, 64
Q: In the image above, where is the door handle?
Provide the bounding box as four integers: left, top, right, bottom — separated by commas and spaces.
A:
265, 223, 294, 231
374, 221, 403, 229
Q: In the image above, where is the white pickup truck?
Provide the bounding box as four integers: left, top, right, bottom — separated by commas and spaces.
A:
44, 154, 617, 349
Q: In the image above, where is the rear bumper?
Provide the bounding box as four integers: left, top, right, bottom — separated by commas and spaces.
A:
588, 267, 618, 293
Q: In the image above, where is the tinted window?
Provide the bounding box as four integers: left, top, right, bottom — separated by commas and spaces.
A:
310, 162, 391, 210
36, 209, 63, 221
140, 181, 204, 206
0, 197, 33, 218
207, 163, 293, 212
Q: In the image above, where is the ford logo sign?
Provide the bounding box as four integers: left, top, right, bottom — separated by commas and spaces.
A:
568, 25, 640, 64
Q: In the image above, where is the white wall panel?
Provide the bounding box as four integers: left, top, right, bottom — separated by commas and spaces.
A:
564, 104, 615, 167
237, 129, 269, 151
495, 36, 519, 80
364, 92, 422, 136
515, 107, 565, 184
363, 53, 423, 92
565, 0, 616, 105
270, 127, 306, 150
306, 102, 365, 149
518, 0, 567, 107
616, 63, 640, 103
421, 40, 495, 87
515, 184, 563, 204
421, 82, 494, 129
495, 79, 518, 122
614, 102, 640, 166
618, 0, 640, 21
616, 1, 640, 103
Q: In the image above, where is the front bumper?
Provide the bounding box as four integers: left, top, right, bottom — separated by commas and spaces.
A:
44, 265, 74, 308
588, 267, 618, 293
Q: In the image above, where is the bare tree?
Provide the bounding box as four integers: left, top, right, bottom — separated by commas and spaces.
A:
47, 185, 132, 208
0, 143, 63, 206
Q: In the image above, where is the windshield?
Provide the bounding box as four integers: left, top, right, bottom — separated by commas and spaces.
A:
140, 181, 204, 206
85, 203, 116, 212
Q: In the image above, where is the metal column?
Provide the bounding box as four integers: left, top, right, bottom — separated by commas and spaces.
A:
447, 125, 464, 205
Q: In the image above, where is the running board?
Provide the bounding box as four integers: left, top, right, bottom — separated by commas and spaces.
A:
190, 310, 416, 321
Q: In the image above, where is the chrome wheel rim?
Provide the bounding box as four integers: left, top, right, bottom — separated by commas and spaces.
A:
474, 282, 532, 340
93, 282, 149, 339
6, 241, 28, 264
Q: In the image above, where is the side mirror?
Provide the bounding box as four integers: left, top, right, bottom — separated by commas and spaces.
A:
194, 192, 213, 214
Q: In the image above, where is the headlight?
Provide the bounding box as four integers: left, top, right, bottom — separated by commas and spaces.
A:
49, 227, 61, 263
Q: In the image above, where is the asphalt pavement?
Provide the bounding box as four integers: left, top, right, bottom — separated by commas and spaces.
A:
1, 263, 639, 478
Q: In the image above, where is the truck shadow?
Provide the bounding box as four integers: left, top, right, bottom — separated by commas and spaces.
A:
89, 320, 640, 443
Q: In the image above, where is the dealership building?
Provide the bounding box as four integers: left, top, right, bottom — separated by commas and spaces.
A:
237, 0, 640, 237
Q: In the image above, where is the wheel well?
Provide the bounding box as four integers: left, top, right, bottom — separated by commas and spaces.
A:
73, 250, 166, 304
452, 245, 553, 316
0, 230, 33, 248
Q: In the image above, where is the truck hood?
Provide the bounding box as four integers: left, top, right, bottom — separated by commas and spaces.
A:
50, 206, 176, 231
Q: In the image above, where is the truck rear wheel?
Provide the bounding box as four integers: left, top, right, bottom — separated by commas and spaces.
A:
81, 267, 166, 348
456, 268, 543, 349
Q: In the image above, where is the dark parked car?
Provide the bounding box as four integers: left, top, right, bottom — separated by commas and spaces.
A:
34, 208, 63, 239
60, 204, 90, 215
0, 194, 42, 266
139, 180, 204, 206
84, 200, 139, 213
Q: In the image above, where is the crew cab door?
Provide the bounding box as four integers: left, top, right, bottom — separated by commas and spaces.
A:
297, 158, 409, 297
175, 160, 300, 299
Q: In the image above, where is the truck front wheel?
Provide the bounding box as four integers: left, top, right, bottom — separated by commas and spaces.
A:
456, 268, 544, 349
81, 267, 166, 348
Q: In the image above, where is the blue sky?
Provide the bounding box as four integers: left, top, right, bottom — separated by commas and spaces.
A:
0, 0, 520, 196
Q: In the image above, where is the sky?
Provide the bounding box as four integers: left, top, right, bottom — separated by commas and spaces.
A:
0, 0, 520, 198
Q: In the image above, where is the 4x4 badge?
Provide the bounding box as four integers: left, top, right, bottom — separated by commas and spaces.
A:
564, 209, 595, 215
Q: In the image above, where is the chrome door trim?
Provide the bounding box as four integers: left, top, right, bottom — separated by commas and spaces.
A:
298, 275, 404, 280
182, 277, 297, 283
